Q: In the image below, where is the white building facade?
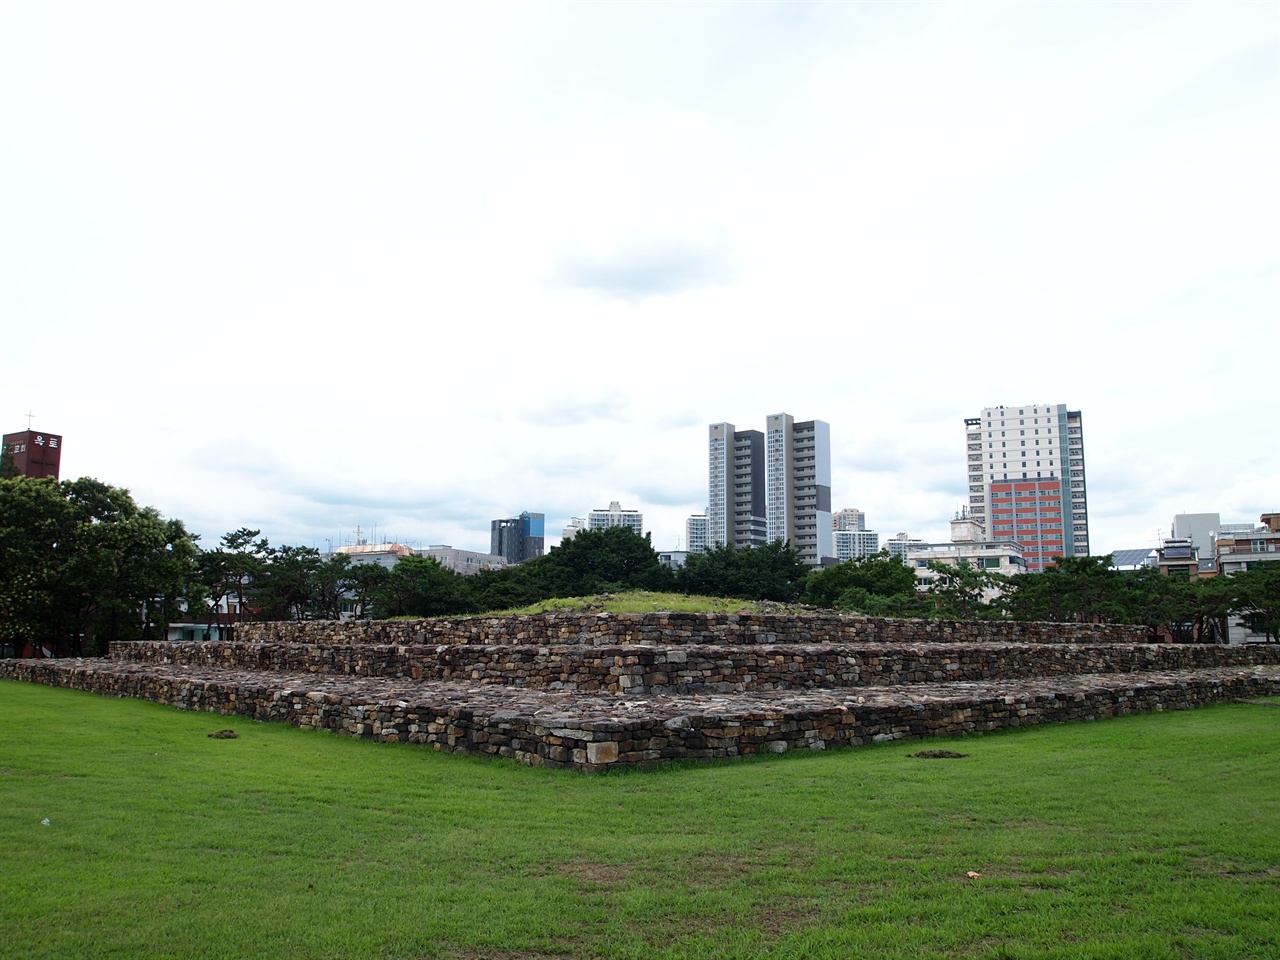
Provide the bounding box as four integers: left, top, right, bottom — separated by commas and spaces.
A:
587, 501, 644, 536
685, 513, 709, 554
833, 529, 880, 562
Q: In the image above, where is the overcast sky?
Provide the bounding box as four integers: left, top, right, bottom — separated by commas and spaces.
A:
2, 1, 1277, 559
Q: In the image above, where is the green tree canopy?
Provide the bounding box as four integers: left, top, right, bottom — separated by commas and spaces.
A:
376, 555, 476, 618
1231, 563, 1280, 642
923, 559, 1006, 620
804, 552, 927, 615
530, 526, 674, 599
1001, 555, 1127, 623
0, 476, 199, 655
676, 540, 809, 602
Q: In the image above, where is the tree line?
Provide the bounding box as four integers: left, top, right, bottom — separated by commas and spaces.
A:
3, 474, 1277, 656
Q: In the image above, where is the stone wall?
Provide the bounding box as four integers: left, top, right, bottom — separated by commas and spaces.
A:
110, 639, 1280, 694
236, 612, 1151, 647
2, 657, 1275, 772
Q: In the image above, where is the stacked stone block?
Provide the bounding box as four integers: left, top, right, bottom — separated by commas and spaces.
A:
3, 611, 1278, 772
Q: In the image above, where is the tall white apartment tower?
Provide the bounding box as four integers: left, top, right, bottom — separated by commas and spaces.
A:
709, 415, 834, 565
765, 413, 834, 566
964, 403, 1089, 572
708, 423, 767, 550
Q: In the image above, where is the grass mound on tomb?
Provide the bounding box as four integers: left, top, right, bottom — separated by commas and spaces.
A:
495, 590, 819, 616
3, 679, 1278, 960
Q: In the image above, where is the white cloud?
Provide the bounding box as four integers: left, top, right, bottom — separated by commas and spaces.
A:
2, 0, 1276, 559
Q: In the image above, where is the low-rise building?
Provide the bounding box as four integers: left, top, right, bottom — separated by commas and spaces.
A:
1155, 538, 1204, 580
336, 542, 414, 569
657, 550, 689, 571
420, 545, 507, 575
561, 517, 589, 541
884, 533, 923, 560
1215, 513, 1280, 643
906, 513, 1027, 598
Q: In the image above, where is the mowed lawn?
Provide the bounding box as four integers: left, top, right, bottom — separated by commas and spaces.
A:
1, 681, 1277, 960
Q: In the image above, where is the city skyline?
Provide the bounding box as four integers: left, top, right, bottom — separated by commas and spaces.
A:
2, 3, 1276, 558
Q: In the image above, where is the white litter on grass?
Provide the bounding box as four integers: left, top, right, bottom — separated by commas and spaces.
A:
40, 818, 50, 826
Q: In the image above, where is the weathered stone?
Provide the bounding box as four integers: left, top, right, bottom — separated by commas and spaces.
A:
587, 740, 619, 764
2, 610, 1278, 773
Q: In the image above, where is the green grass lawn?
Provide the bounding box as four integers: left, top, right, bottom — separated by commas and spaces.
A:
2, 680, 1277, 960
431, 591, 806, 617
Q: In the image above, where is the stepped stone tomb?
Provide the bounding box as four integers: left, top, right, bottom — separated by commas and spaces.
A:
3, 611, 1278, 772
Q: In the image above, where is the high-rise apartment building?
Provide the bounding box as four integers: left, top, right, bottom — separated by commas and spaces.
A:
490, 511, 545, 564
833, 508, 866, 532
833, 529, 879, 561
765, 413, 834, 565
708, 423, 766, 550
685, 514, 709, 554
587, 501, 644, 536
964, 403, 1089, 572
708, 414, 833, 566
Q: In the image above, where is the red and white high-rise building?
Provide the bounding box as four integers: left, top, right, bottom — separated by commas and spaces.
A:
964, 404, 1089, 572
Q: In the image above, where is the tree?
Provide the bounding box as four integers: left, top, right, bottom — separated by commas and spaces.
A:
804, 552, 924, 614
531, 526, 674, 599
1230, 563, 1280, 642
1002, 555, 1126, 623
470, 562, 541, 613
195, 548, 235, 634
0, 442, 17, 480
0, 476, 200, 656
345, 560, 390, 619
221, 528, 269, 623
376, 555, 475, 618
676, 540, 810, 602
923, 559, 1006, 620
253, 544, 324, 621
1116, 567, 1199, 641
311, 552, 354, 621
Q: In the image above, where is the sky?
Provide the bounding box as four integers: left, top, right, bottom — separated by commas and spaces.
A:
2, 0, 1277, 559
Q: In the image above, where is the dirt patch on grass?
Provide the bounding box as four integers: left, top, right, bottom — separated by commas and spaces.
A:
753, 896, 825, 936
448, 949, 579, 960
554, 861, 633, 886
682, 851, 756, 886
1185, 856, 1280, 880
908, 749, 969, 759
638, 895, 825, 945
